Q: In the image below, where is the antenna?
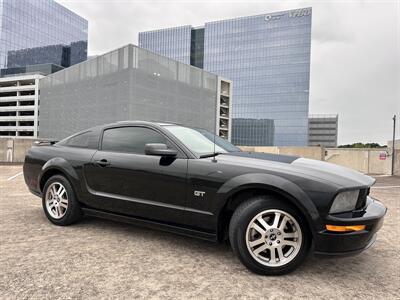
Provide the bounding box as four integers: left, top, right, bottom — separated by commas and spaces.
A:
212, 126, 217, 162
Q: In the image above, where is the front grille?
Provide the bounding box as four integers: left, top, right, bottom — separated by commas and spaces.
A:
356, 188, 369, 210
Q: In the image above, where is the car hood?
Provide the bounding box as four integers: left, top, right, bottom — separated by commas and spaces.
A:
220, 152, 375, 189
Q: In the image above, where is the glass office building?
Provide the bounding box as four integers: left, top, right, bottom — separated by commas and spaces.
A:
0, 0, 88, 69
139, 26, 192, 65
232, 118, 275, 146
139, 8, 312, 146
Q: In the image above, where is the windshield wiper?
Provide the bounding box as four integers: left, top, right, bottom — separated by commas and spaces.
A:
199, 152, 222, 159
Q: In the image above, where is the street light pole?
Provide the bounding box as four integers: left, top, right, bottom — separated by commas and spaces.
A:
392, 115, 396, 176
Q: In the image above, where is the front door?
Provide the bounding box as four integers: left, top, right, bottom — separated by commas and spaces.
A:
84, 126, 188, 224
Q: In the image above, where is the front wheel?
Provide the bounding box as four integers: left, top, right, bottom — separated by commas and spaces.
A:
229, 196, 311, 275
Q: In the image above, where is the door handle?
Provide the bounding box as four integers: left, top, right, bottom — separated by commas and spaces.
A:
95, 159, 110, 167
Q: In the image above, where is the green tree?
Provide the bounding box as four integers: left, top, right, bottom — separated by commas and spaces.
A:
338, 142, 386, 148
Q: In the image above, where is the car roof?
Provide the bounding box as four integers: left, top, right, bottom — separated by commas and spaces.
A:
115, 120, 181, 126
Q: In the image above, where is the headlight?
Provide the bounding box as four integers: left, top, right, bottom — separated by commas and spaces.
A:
329, 190, 360, 214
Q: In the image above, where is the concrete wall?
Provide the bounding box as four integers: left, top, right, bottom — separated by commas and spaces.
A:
0, 138, 37, 163
325, 148, 391, 175
2, 138, 399, 176
239, 145, 399, 175
239, 146, 324, 160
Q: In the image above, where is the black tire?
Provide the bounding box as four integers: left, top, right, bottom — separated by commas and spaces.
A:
229, 195, 310, 275
42, 175, 82, 226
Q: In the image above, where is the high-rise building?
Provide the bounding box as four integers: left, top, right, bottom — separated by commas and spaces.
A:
232, 118, 275, 146
139, 8, 312, 146
0, 0, 88, 138
0, 74, 42, 138
39, 45, 232, 141
308, 114, 339, 148
0, 62, 67, 138
0, 0, 88, 69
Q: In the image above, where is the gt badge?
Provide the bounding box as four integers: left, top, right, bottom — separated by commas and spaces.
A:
194, 191, 205, 197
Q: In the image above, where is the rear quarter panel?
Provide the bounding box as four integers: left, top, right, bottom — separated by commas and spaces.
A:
24, 146, 53, 194
24, 145, 97, 205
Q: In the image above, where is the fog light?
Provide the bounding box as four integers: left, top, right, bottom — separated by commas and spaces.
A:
326, 225, 366, 232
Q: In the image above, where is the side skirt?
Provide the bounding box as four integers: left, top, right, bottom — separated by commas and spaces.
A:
82, 208, 218, 243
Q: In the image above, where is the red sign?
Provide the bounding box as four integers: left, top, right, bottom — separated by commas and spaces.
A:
379, 152, 387, 160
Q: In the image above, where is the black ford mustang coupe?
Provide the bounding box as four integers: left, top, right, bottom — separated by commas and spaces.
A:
23, 121, 386, 275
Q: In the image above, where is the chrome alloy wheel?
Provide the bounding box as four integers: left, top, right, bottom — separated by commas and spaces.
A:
245, 209, 302, 267
45, 182, 68, 219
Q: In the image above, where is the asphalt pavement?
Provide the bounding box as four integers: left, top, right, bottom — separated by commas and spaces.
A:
0, 165, 399, 299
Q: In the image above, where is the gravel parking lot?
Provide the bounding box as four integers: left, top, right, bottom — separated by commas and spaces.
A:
0, 165, 399, 299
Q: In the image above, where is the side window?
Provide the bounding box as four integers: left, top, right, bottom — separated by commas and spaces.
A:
65, 131, 93, 148
101, 127, 169, 154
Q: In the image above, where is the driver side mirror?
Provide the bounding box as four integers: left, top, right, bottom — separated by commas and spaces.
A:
145, 143, 177, 157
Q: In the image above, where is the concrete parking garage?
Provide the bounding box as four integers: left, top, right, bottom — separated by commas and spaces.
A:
0, 165, 399, 299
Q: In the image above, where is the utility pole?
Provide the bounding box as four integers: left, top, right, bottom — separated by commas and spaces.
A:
392, 115, 396, 176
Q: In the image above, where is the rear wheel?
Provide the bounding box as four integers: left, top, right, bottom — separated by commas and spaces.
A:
42, 175, 82, 226
229, 195, 310, 275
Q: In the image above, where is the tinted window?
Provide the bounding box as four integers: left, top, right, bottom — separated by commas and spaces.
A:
102, 127, 168, 154
65, 131, 93, 148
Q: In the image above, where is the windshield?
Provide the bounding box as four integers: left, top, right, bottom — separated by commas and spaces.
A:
164, 125, 238, 155
194, 128, 241, 153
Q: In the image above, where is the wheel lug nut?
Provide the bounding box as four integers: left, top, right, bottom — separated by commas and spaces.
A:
269, 242, 272, 246
270, 229, 273, 232
277, 232, 281, 235
277, 240, 280, 244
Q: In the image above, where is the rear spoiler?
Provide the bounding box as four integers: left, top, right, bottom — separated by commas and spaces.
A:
34, 140, 59, 146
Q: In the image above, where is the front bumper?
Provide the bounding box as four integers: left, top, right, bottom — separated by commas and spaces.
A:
28, 187, 42, 198
314, 197, 386, 255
